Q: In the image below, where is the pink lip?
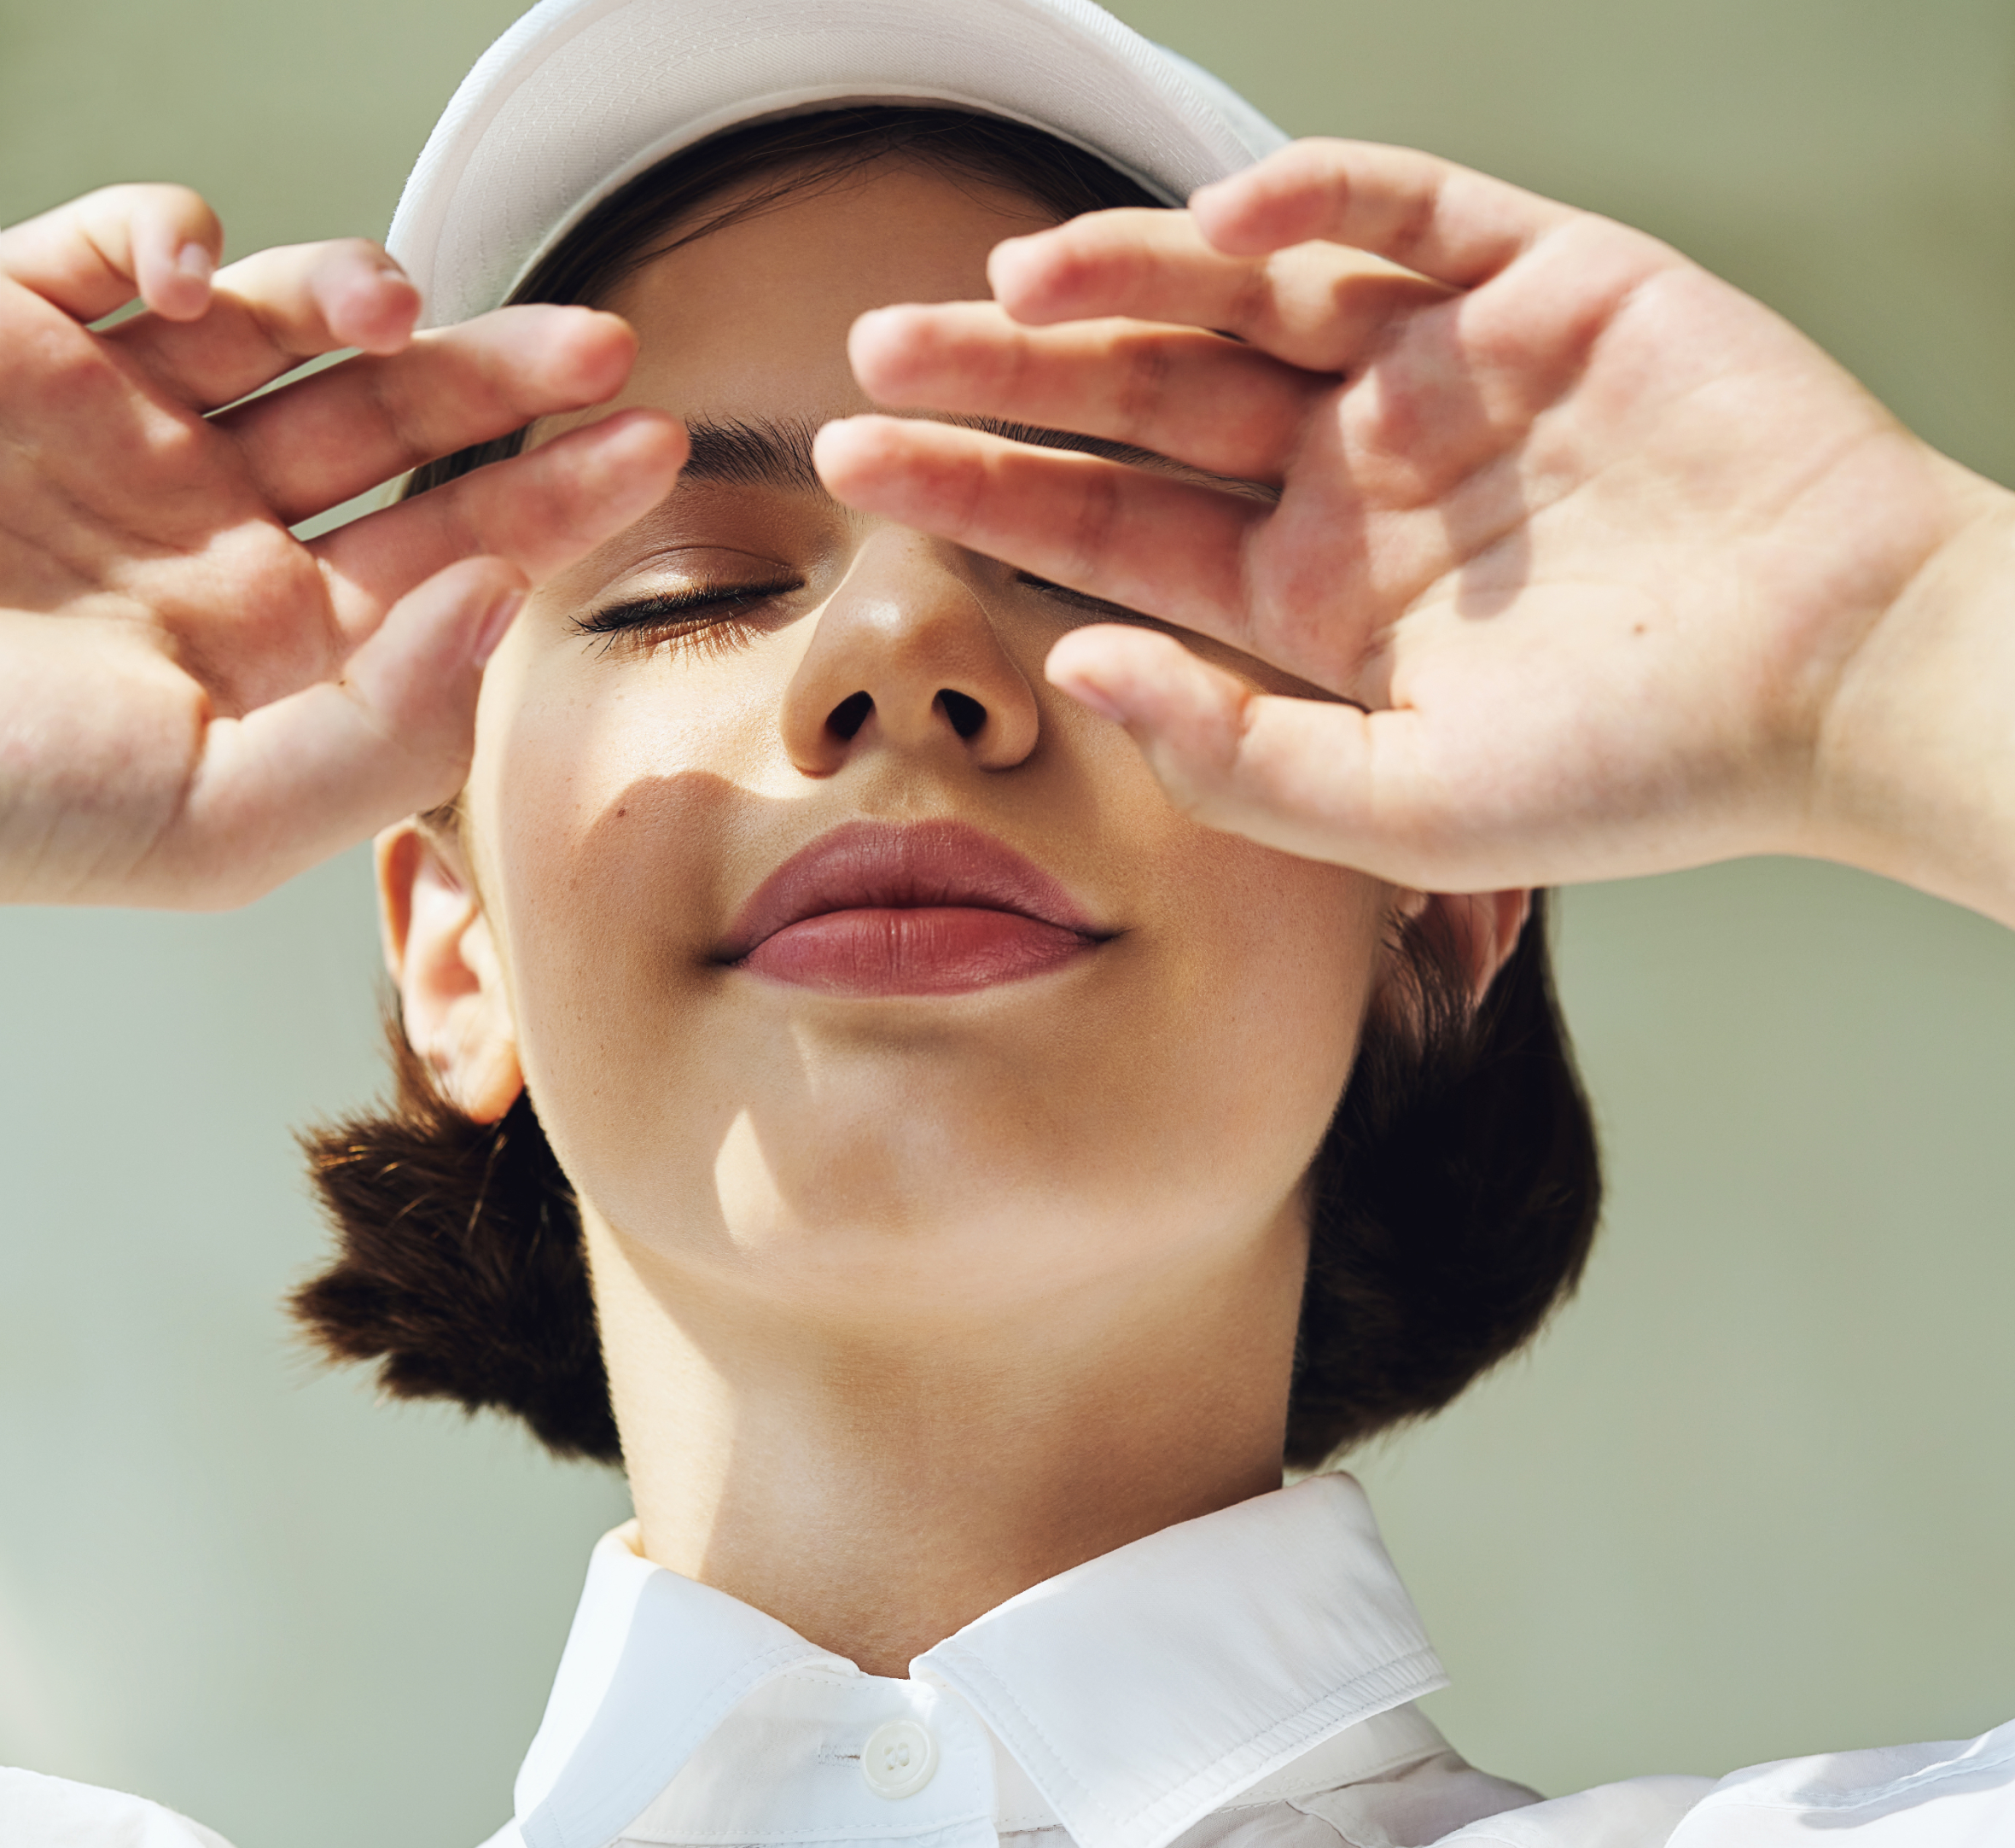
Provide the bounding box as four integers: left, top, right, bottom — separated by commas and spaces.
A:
720, 820, 1106, 996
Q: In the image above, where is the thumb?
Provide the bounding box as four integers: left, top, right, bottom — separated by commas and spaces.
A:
166, 557, 526, 908
1046, 622, 1445, 883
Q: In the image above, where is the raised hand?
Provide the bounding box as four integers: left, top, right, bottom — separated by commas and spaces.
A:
817, 140, 2015, 923
0, 184, 685, 909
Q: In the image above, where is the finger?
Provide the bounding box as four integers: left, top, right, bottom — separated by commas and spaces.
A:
0, 183, 221, 323
1045, 623, 1443, 883
1189, 139, 1580, 289
986, 207, 1450, 374
312, 408, 687, 634
166, 558, 527, 909
816, 414, 1261, 639
107, 239, 421, 410
848, 301, 1318, 483
215, 304, 642, 525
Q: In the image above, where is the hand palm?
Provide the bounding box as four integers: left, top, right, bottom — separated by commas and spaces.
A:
818, 140, 1984, 892
0, 184, 683, 907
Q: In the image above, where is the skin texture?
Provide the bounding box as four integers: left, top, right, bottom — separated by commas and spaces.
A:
0, 182, 685, 907
381, 161, 1525, 1673
3, 144, 2011, 922
4, 133, 2011, 1664
818, 139, 2015, 928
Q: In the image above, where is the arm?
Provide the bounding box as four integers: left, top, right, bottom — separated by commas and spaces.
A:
0, 184, 685, 910
814, 140, 2015, 925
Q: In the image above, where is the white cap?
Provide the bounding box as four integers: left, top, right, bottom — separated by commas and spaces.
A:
387, 0, 1287, 329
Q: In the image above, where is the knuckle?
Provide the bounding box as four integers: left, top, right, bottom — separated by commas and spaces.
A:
1065, 469, 1122, 581
1226, 262, 1282, 343
1036, 210, 1159, 308
1038, 238, 1113, 308
1382, 183, 1442, 271
1112, 337, 1175, 443
1144, 733, 1222, 818
351, 361, 422, 458
943, 444, 988, 541
998, 324, 1037, 410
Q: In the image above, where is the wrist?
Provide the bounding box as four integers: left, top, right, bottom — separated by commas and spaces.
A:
1808, 458, 2015, 926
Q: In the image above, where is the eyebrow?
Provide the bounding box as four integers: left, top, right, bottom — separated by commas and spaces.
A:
679, 413, 1274, 501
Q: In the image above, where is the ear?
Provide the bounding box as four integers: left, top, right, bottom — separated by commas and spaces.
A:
1391, 887, 1533, 1007
375, 820, 524, 1124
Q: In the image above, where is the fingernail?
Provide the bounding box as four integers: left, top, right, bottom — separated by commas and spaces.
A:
176, 242, 215, 285
471, 587, 527, 667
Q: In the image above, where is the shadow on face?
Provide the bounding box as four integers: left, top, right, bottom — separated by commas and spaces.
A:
410, 160, 1395, 1327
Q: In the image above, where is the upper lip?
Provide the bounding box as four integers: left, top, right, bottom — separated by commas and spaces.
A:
719, 819, 1104, 961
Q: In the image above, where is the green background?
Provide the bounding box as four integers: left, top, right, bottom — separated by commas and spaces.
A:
2, 2, 2012, 1844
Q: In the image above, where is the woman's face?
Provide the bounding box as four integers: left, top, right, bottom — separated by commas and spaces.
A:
448, 157, 1396, 1328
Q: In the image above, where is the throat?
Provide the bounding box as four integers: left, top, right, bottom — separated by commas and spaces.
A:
584, 1212, 1301, 1676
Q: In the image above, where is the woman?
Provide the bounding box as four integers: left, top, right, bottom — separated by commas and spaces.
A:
0, 2, 1595, 1843
300, 95, 1600, 1841
7, 0, 2013, 1844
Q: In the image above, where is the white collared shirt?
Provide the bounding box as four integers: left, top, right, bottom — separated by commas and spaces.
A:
6, 1473, 2012, 1847
491, 1474, 1534, 1848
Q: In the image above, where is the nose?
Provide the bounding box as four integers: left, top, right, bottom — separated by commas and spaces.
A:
781, 530, 1041, 777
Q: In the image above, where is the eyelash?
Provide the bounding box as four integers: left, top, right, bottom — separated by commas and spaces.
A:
570, 573, 1147, 662
571, 582, 801, 659
1011, 574, 1150, 624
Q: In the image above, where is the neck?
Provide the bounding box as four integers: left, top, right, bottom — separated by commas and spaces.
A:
585, 1210, 1303, 1676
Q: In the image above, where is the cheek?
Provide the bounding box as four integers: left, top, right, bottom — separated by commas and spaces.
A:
1115, 820, 1387, 1212
460, 634, 1389, 1270
466, 648, 773, 1194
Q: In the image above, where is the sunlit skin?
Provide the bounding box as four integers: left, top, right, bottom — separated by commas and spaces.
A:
379, 161, 1518, 1674
6, 142, 2012, 929
22, 126, 1996, 1676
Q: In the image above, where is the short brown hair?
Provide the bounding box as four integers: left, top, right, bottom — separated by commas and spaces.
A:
294, 108, 1602, 1471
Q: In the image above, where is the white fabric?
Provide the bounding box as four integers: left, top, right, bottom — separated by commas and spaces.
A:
1665, 1723, 2015, 1845
384, 0, 1290, 329
506, 1473, 1520, 1848
1436, 1722, 2015, 1845
0, 1769, 233, 1848
6, 1474, 2015, 1847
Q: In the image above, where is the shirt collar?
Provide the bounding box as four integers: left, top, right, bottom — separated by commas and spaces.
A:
514, 1472, 1447, 1848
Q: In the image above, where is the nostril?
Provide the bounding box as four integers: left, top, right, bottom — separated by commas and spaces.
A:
937, 690, 987, 740
827, 691, 873, 741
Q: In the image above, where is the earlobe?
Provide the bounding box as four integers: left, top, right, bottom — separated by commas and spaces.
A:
1392, 886, 1534, 1008
375, 822, 525, 1124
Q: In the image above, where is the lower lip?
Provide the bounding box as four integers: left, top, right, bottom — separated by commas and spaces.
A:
737, 907, 1096, 995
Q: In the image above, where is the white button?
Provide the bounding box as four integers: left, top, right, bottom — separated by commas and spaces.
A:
861, 1718, 938, 1798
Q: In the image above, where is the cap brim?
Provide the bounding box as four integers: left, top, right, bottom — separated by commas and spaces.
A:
387, 0, 1286, 328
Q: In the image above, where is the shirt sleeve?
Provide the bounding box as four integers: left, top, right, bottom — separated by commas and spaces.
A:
0, 1766, 238, 1848
1664, 1717, 2015, 1845
1426, 1774, 1713, 1845
1427, 1715, 2015, 1845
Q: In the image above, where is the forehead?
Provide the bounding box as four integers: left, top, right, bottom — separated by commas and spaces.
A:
597, 159, 1057, 426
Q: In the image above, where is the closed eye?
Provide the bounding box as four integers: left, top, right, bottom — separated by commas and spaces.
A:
572, 581, 801, 660
1014, 572, 1165, 628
